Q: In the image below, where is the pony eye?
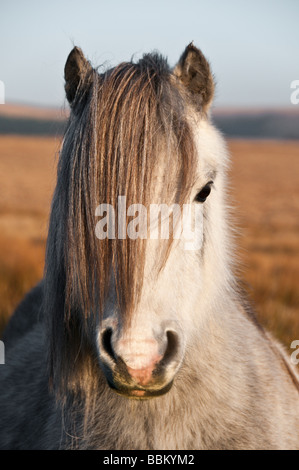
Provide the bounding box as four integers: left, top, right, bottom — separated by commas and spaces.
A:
194, 182, 213, 203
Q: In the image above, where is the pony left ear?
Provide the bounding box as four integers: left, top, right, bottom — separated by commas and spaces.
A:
174, 43, 215, 112
64, 46, 93, 105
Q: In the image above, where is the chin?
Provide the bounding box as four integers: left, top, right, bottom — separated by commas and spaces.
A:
108, 380, 174, 400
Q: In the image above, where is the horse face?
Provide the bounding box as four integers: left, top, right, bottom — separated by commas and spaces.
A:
96, 117, 227, 399
62, 44, 227, 399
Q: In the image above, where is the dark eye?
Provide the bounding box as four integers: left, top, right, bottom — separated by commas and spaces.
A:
194, 182, 213, 203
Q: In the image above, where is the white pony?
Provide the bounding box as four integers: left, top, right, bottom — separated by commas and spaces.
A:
0, 43, 298, 449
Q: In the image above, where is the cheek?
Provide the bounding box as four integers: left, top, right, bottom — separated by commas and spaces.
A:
180, 203, 204, 252
152, 244, 204, 323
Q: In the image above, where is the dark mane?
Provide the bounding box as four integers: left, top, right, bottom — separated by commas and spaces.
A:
44, 51, 197, 394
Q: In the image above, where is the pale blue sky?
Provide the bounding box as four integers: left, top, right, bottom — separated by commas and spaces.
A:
0, 0, 298, 108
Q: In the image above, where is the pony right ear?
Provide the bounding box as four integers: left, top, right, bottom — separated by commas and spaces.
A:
174, 43, 215, 112
64, 47, 93, 105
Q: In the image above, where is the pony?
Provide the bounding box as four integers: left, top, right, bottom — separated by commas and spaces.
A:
0, 43, 298, 450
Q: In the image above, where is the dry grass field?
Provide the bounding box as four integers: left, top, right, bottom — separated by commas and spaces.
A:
0, 136, 60, 334
228, 140, 299, 349
0, 135, 298, 356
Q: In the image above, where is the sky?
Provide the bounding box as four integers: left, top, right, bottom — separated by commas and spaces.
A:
0, 0, 298, 109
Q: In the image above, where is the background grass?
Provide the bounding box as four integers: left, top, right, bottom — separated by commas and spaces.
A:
0, 136, 298, 358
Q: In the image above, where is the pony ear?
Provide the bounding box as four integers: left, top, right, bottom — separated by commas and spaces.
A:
174, 43, 215, 112
64, 46, 93, 105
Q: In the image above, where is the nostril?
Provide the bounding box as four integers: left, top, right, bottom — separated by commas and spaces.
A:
161, 331, 180, 366
101, 328, 116, 361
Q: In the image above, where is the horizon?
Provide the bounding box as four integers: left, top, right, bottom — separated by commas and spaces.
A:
1, 100, 299, 116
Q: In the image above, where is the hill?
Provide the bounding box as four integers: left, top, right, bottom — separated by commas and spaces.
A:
0, 103, 299, 139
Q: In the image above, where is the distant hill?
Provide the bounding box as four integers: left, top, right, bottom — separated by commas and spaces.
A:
0, 103, 68, 120
0, 103, 298, 139
212, 108, 299, 140
0, 103, 68, 137
0, 115, 66, 136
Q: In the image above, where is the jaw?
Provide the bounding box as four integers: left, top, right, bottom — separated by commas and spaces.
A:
107, 379, 174, 400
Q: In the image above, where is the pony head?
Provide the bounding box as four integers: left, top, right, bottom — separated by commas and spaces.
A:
45, 44, 231, 401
